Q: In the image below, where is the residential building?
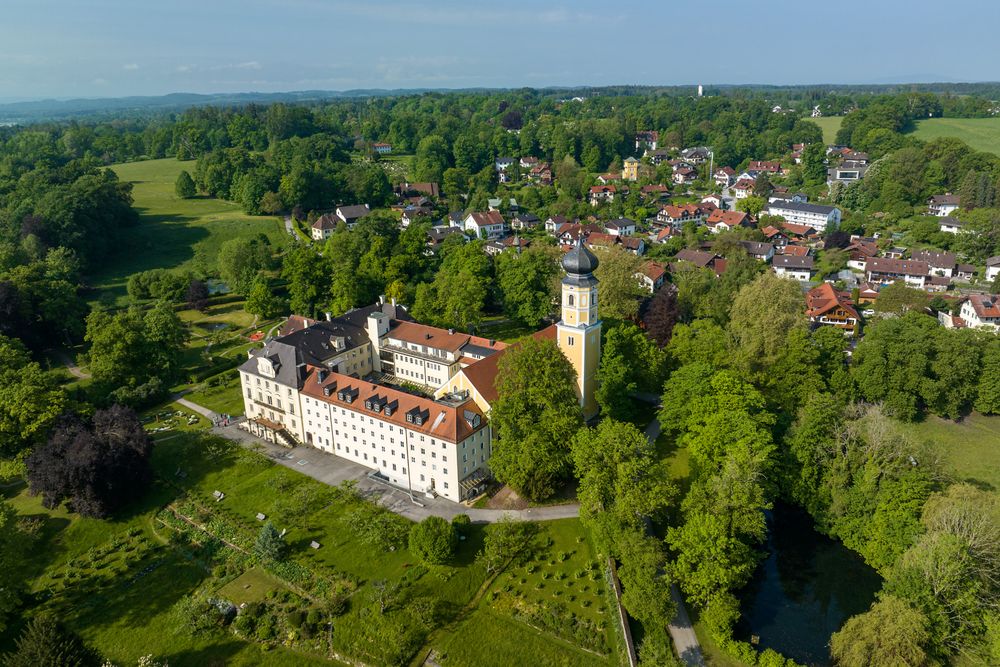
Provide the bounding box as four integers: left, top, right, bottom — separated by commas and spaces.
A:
928, 194, 961, 217
747, 160, 782, 176
939, 217, 964, 234
828, 161, 868, 183
806, 283, 859, 335
670, 249, 724, 275
911, 249, 957, 277
673, 167, 697, 185
640, 184, 670, 201
545, 215, 570, 234
511, 212, 541, 230
959, 294, 1000, 331
635, 261, 667, 292
706, 209, 748, 234
605, 218, 636, 236
732, 178, 756, 199
865, 257, 929, 288
311, 214, 339, 241
336, 204, 372, 229
635, 130, 659, 151
589, 185, 617, 206
464, 211, 508, 240
623, 156, 640, 181
766, 200, 841, 232
740, 241, 775, 262
987, 256, 1000, 281
773, 255, 815, 282
372, 142, 392, 154
714, 166, 736, 187
857, 283, 879, 305
620, 237, 645, 255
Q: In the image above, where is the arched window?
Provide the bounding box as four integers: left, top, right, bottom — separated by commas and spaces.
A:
567, 294, 575, 306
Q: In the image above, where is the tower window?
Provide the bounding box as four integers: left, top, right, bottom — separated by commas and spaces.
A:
567, 294, 574, 306
568, 336, 575, 346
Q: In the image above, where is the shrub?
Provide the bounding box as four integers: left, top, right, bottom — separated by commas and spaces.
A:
451, 513, 472, 536
286, 610, 304, 628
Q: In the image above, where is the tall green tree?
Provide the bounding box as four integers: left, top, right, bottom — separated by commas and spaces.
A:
496, 246, 560, 326
0, 335, 67, 457
728, 271, 807, 374
174, 169, 196, 198
217, 236, 272, 296
830, 595, 930, 667
596, 323, 666, 421
245, 276, 283, 320
593, 246, 642, 321
489, 337, 584, 501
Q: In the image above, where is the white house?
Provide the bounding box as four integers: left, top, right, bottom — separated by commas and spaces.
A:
865, 258, 928, 288
911, 250, 956, 278
772, 255, 814, 282
464, 211, 508, 240
939, 217, 964, 234
335, 204, 372, 229
311, 214, 338, 241
766, 200, 841, 232
959, 295, 1000, 331
605, 218, 636, 236
987, 256, 1000, 282
928, 194, 960, 217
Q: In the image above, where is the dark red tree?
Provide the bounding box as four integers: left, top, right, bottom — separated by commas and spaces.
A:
26, 405, 152, 518
642, 284, 679, 348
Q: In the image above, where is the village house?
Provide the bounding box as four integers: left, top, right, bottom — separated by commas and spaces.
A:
589, 184, 617, 206
485, 236, 530, 257
987, 256, 1000, 282
336, 204, 372, 228
714, 166, 736, 187
959, 295, 1000, 331
701, 194, 724, 209
706, 209, 749, 234
773, 255, 815, 282
846, 239, 879, 271
372, 142, 392, 154
673, 167, 698, 185
640, 184, 670, 201
740, 241, 775, 262
865, 257, 929, 288
761, 226, 789, 248
939, 217, 964, 234
645, 148, 672, 165
656, 203, 708, 228
806, 283, 860, 336
623, 156, 640, 181
670, 249, 725, 276
857, 283, 880, 305
596, 173, 620, 185
780, 243, 812, 258
529, 164, 553, 185
828, 160, 868, 183
545, 215, 570, 234
311, 214, 339, 241
510, 212, 541, 231
396, 181, 440, 198
426, 225, 464, 254
746, 160, 782, 177
635, 130, 659, 151
635, 261, 667, 292
766, 199, 841, 232
605, 218, 637, 236
620, 236, 645, 256
401, 205, 432, 227
680, 147, 711, 164
519, 156, 539, 170
732, 178, 756, 199
911, 249, 957, 278
928, 193, 961, 217
464, 210, 508, 240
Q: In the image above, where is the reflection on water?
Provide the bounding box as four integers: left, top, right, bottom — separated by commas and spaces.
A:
736, 503, 882, 666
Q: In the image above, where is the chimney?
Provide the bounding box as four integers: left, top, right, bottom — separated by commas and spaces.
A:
317, 370, 327, 384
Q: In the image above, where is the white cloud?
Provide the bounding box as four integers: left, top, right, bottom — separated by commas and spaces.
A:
92, 77, 109, 85
123, 63, 139, 70
176, 64, 192, 73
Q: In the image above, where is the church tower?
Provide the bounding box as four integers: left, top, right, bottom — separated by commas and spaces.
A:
557, 238, 602, 419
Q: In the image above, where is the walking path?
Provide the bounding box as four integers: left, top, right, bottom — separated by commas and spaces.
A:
643, 417, 705, 666
189, 389, 702, 664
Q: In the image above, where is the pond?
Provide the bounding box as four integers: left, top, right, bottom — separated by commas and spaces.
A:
736, 503, 882, 666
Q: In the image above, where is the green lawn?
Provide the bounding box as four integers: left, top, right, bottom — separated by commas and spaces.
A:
215, 567, 290, 605
811, 116, 843, 145
910, 117, 1000, 156
92, 158, 285, 305
894, 412, 1000, 490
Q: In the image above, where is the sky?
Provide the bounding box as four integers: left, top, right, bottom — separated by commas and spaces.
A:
0, 0, 997, 101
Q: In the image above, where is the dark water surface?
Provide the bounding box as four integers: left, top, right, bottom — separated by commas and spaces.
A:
735, 503, 882, 666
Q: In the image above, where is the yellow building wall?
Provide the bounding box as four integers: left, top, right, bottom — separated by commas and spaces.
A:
433, 371, 492, 414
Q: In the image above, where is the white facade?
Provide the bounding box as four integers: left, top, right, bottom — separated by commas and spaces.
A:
774, 265, 813, 282
766, 201, 841, 232
960, 299, 1000, 332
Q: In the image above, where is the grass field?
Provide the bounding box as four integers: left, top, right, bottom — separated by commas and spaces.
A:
811, 116, 843, 145
92, 158, 285, 305
910, 117, 1000, 156
895, 412, 1000, 490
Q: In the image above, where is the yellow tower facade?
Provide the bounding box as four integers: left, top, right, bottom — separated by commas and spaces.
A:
557, 238, 602, 419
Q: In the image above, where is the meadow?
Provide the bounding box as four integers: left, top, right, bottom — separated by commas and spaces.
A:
910, 117, 1000, 156
4, 424, 622, 666
895, 411, 1000, 490
91, 158, 285, 305
810, 116, 843, 145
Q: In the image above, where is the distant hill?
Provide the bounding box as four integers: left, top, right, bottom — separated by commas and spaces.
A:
1, 82, 999, 125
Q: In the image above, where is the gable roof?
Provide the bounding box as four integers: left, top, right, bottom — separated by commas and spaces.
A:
467, 210, 506, 227
867, 257, 929, 276
774, 254, 814, 270
910, 249, 957, 269
458, 325, 558, 406
673, 249, 717, 268
336, 204, 371, 220
806, 283, 859, 320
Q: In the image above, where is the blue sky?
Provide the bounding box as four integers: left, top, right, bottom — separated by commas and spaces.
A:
0, 0, 996, 100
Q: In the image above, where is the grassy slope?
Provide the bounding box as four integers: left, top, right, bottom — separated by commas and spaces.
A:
93, 158, 285, 304
811, 116, 843, 145
910, 117, 1000, 156
895, 412, 1000, 490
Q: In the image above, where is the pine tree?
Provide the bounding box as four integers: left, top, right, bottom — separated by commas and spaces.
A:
174, 170, 196, 199
5, 614, 101, 667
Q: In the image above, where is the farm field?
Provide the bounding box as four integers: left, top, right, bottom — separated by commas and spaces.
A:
910, 117, 1000, 156
92, 158, 285, 305
811, 116, 843, 144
